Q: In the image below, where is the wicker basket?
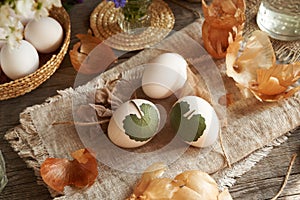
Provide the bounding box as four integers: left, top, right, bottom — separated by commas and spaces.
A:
0, 7, 71, 101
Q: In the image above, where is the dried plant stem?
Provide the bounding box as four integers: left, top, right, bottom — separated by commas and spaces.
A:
271, 153, 297, 200
219, 129, 231, 168
52, 119, 110, 126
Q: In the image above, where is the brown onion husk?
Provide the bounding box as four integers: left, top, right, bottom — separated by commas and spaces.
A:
69, 34, 117, 74
202, 21, 233, 59
174, 170, 219, 199
172, 185, 204, 200
226, 30, 276, 88
226, 30, 275, 97
202, 0, 246, 29
218, 189, 233, 200
142, 178, 182, 199
250, 86, 300, 102
40, 148, 98, 193
133, 162, 167, 197
201, 0, 246, 59
127, 163, 232, 200
249, 63, 300, 101
226, 29, 300, 101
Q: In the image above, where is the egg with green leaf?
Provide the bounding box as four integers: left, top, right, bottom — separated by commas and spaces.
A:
170, 96, 219, 148
108, 99, 160, 148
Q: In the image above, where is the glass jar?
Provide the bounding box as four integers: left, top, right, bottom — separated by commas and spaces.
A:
256, 0, 300, 41
118, 0, 152, 34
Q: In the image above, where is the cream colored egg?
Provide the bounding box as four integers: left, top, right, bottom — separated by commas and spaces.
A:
24, 17, 63, 53
142, 53, 187, 99
0, 40, 39, 80
170, 96, 219, 148
108, 99, 160, 148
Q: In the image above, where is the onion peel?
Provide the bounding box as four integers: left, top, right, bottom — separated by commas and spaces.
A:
226, 29, 300, 101
218, 189, 233, 200
249, 63, 300, 101
226, 30, 276, 91
202, 0, 246, 59
133, 162, 167, 197
250, 86, 300, 102
202, 21, 233, 59
142, 178, 182, 199
174, 170, 220, 199
127, 163, 232, 200
202, 0, 246, 29
40, 148, 98, 193
69, 34, 117, 74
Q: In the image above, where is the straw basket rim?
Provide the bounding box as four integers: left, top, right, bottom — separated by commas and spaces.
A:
0, 6, 71, 101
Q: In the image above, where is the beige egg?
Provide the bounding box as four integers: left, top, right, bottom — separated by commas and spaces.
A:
142, 53, 188, 99
108, 99, 160, 148
24, 17, 63, 53
170, 96, 219, 148
0, 40, 39, 80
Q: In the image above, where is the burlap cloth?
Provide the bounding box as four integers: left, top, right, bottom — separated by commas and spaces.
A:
5, 0, 300, 199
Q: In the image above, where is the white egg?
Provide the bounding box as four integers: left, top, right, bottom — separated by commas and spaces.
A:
170, 96, 219, 148
142, 53, 187, 99
108, 99, 160, 148
24, 17, 63, 53
0, 40, 39, 80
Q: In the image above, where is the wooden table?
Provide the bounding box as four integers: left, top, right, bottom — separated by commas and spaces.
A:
1, 0, 300, 199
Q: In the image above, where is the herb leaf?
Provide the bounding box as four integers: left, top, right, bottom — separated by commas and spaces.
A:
170, 101, 206, 142
123, 103, 159, 142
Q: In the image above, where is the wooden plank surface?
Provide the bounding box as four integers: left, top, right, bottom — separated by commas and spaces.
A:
0, 0, 300, 199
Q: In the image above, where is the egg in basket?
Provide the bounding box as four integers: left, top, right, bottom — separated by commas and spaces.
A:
0, 4, 71, 100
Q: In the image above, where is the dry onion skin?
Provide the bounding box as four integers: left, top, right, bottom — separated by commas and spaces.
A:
127, 163, 232, 200
202, 0, 246, 59
226, 30, 300, 101
249, 63, 300, 101
69, 33, 117, 74
40, 148, 98, 193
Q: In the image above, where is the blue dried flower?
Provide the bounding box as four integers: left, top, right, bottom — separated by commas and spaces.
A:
108, 0, 127, 8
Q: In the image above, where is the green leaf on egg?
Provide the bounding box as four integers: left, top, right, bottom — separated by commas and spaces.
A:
123, 102, 159, 142
170, 101, 206, 142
